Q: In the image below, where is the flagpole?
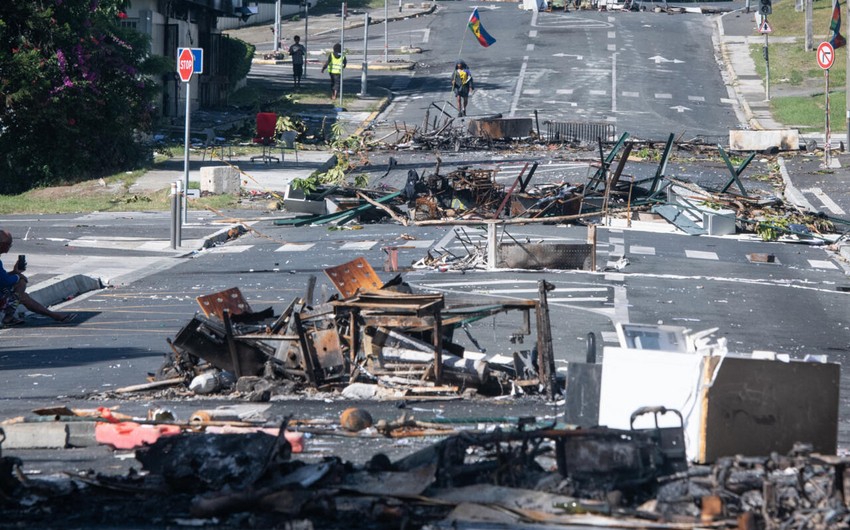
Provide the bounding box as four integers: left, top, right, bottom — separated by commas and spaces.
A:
442, 14, 471, 118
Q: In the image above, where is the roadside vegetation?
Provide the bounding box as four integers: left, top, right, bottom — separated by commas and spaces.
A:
749, 0, 847, 131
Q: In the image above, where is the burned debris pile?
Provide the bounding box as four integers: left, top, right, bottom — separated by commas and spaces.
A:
154, 258, 558, 400
279, 131, 848, 245
4, 411, 850, 528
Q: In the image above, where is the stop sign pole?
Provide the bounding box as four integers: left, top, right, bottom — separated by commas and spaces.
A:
177, 48, 196, 225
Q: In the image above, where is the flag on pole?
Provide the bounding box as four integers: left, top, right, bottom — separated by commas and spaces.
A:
468, 8, 496, 48
829, 0, 846, 49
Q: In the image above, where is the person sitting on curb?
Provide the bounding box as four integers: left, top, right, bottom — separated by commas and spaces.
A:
0, 229, 76, 326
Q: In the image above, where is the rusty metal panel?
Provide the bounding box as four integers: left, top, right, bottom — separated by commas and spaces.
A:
172, 316, 271, 376
196, 287, 252, 320
324, 257, 383, 299
467, 118, 533, 140
496, 243, 593, 270
306, 328, 346, 373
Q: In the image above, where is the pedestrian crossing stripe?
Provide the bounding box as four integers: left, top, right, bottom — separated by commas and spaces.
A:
685, 250, 719, 260
275, 243, 315, 251
809, 259, 839, 269
340, 241, 377, 250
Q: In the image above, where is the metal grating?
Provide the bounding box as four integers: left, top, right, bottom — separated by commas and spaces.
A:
546, 121, 617, 144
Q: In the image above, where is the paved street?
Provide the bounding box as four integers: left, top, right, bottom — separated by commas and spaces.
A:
2, 1, 850, 484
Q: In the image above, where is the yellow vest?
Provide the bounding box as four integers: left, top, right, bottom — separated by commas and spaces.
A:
329, 53, 344, 74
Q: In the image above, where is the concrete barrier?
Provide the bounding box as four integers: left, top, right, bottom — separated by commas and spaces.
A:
200, 166, 241, 194
729, 129, 800, 151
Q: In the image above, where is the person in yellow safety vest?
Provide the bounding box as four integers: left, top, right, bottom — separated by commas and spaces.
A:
451, 60, 474, 117
321, 43, 347, 102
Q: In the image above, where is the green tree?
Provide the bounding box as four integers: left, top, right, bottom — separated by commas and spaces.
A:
0, 0, 165, 194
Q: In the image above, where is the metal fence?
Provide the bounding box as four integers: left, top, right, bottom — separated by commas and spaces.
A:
545, 121, 617, 144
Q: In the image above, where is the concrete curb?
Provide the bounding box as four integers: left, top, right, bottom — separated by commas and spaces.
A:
253, 58, 416, 71
353, 86, 393, 137
777, 157, 817, 212
28, 274, 104, 310
313, 5, 437, 37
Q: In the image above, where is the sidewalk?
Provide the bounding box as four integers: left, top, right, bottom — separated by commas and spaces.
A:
717, 7, 850, 262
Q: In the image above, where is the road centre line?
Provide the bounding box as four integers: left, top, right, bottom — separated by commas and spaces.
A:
510, 56, 529, 118
611, 52, 617, 114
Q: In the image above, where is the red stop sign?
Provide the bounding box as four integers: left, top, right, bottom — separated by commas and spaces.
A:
177, 48, 194, 82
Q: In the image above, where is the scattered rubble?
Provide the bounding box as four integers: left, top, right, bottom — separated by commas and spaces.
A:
148, 257, 558, 400
272, 131, 848, 246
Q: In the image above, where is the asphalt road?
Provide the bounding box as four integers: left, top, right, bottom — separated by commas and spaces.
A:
3, 2, 850, 477
357, 4, 742, 141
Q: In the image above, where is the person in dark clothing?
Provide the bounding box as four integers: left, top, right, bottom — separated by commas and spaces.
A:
288, 35, 306, 88
0, 229, 75, 326
321, 43, 347, 101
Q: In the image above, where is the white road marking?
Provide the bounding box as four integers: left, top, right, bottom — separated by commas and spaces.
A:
607, 44, 616, 51
529, 30, 538, 37
720, 97, 735, 104
526, 43, 535, 51
510, 55, 530, 117
556, 89, 573, 95
809, 259, 839, 269
608, 31, 616, 39
590, 89, 607, 96
622, 91, 639, 97
394, 239, 434, 248
803, 187, 846, 215
688, 95, 705, 102
205, 246, 252, 254
630, 245, 656, 255
655, 93, 672, 99
523, 89, 541, 95
340, 241, 377, 250
275, 243, 315, 251
611, 51, 617, 114
422, 28, 430, 43
685, 250, 719, 260
608, 237, 624, 245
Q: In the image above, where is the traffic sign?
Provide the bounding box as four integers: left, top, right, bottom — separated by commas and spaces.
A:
176, 47, 203, 82
177, 48, 194, 82
817, 42, 835, 70
758, 19, 772, 34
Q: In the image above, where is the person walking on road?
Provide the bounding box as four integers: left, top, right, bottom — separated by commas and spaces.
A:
0, 229, 75, 327
451, 61, 474, 117
288, 35, 306, 89
321, 43, 346, 102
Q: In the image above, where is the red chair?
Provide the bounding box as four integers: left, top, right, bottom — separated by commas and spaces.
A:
251, 112, 280, 163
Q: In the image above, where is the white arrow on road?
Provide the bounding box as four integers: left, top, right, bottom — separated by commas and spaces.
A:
648, 55, 685, 64
553, 53, 584, 60
670, 105, 692, 113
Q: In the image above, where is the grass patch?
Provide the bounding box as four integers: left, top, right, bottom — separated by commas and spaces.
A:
770, 90, 846, 132
0, 168, 240, 214
747, 0, 849, 129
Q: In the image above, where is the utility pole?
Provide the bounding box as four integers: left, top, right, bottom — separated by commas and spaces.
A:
339, 2, 346, 108
360, 14, 369, 96
304, 0, 309, 77
806, 0, 813, 51
384, 0, 389, 62
274, 0, 281, 53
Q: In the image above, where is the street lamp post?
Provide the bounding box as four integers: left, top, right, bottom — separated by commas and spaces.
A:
384, 0, 388, 63
339, 2, 345, 108
304, 0, 309, 78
